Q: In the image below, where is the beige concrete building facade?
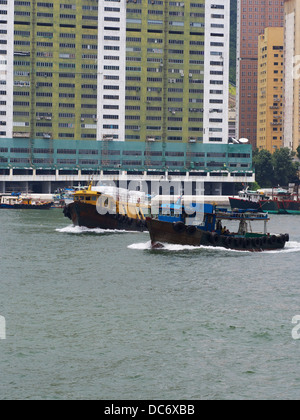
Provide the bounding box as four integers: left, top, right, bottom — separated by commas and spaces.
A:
284, 0, 300, 151
257, 27, 284, 153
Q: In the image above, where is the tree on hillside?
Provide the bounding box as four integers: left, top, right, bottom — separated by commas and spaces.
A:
272, 148, 298, 187
253, 148, 299, 187
252, 149, 274, 187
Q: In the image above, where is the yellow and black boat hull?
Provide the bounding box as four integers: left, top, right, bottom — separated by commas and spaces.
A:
64, 201, 148, 232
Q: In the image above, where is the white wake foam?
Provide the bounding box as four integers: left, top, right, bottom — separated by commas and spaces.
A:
128, 240, 300, 254
56, 225, 129, 234
128, 241, 153, 250
129, 241, 207, 252
270, 241, 300, 254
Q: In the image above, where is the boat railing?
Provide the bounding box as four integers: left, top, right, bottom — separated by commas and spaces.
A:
92, 186, 149, 205
215, 210, 269, 221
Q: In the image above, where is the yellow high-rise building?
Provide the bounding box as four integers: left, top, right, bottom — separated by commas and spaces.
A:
284, 0, 300, 151
257, 27, 284, 153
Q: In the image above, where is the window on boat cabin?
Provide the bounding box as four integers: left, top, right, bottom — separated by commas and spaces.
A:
85, 196, 91, 201
206, 215, 214, 224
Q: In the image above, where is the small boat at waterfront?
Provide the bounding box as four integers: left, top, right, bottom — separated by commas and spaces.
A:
0, 193, 53, 209
270, 188, 300, 215
146, 203, 289, 252
229, 188, 270, 212
53, 187, 76, 208
63, 183, 149, 231
229, 187, 300, 214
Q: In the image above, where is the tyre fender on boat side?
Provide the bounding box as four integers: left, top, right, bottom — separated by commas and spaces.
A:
225, 236, 233, 247
211, 232, 220, 245
221, 235, 228, 247
251, 238, 257, 249
63, 206, 71, 219
241, 238, 248, 249
277, 235, 285, 245
173, 221, 186, 233
186, 225, 197, 235
206, 232, 213, 243
233, 237, 239, 248
255, 237, 261, 248
245, 238, 251, 249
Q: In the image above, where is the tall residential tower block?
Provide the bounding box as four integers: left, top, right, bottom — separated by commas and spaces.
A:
0, 0, 230, 145
284, 0, 300, 152
236, 0, 284, 148
257, 27, 284, 153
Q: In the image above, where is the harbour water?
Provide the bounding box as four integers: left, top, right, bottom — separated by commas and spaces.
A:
1, 209, 300, 400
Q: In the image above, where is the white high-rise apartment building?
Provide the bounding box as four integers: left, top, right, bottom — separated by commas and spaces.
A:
97, 0, 230, 144
1, 0, 230, 145
0, 1, 14, 138
97, 0, 127, 142
203, 0, 230, 144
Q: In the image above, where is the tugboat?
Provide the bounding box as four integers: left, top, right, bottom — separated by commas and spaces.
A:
0, 193, 53, 209
146, 202, 289, 252
229, 187, 300, 214
63, 183, 149, 231
229, 188, 269, 212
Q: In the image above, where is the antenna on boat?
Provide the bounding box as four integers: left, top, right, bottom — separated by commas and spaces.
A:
87, 174, 94, 190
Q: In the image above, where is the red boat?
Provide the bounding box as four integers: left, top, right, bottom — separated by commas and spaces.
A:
229, 187, 300, 214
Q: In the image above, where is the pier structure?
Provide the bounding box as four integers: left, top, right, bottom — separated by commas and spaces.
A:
0, 138, 254, 195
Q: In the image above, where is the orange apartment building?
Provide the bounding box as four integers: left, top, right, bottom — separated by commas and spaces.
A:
257, 27, 284, 153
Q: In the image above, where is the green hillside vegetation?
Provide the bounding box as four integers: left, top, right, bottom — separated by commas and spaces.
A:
253, 148, 299, 187
230, 0, 237, 85
229, 84, 236, 96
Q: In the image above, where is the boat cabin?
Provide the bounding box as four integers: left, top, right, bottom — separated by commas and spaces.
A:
72, 182, 149, 221
20, 198, 32, 206
238, 189, 268, 203
157, 202, 270, 236
158, 202, 217, 232
0, 194, 21, 206
215, 209, 269, 236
